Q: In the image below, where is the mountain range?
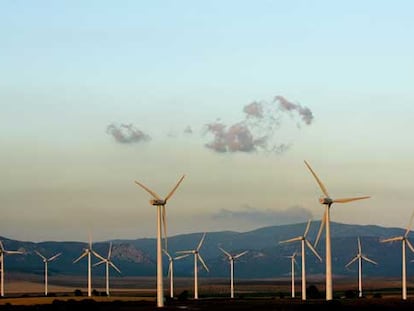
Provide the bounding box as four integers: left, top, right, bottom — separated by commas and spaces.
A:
1, 221, 412, 279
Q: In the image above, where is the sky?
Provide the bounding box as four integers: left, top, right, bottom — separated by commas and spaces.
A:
1, 0, 414, 242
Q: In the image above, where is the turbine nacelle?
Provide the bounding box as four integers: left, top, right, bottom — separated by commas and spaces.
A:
150, 199, 166, 206
319, 197, 333, 205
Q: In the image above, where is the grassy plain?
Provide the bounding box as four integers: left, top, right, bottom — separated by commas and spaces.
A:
1, 274, 414, 310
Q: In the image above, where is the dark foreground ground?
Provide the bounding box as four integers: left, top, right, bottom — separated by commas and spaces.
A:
2, 298, 414, 311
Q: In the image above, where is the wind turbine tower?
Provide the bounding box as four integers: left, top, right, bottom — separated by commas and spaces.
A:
163, 249, 189, 298
279, 220, 322, 300
380, 212, 414, 300
285, 252, 298, 298
34, 250, 62, 296
345, 237, 377, 298
0, 241, 23, 297
73, 235, 99, 297
219, 247, 248, 299
93, 242, 121, 296
134, 174, 185, 307
176, 232, 209, 299
304, 160, 370, 300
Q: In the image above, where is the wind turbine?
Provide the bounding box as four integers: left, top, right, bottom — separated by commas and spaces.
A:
285, 252, 298, 298
162, 249, 189, 298
93, 242, 121, 297
279, 220, 322, 300
0, 240, 23, 297
134, 174, 185, 307
345, 237, 377, 298
304, 160, 370, 300
73, 235, 99, 297
380, 212, 414, 300
34, 250, 62, 296
219, 247, 248, 299
176, 232, 209, 299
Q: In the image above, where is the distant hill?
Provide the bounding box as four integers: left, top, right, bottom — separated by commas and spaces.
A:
0, 221, 411, 279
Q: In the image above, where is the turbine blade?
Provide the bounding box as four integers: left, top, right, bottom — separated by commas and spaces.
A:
88, 232, 92, 249
73, 251, 88, 263
164, 174, 186, 202
174, 254, 190, 260
406, 239, 414, 253
234, 250, 248, 259
92, 250, 106, 261
380, 236, 403, 243
163, 249, 172, 261
109, 261, 122, 274
361, 256, 378, 265
176, 250, 193, 254
345, 256, 358, 268
314, 211, 326, 248
332, 196, 371, 203
304, 160, 330, 197
34, 250, 47, 261
93, 260, 105, 267
303, 219, 312, 238
0, 241, 4, 251
197, 254, 209, 272
219, 247, 231, 258
305, 239, 322, 262
4, 250, 23, 255
197, 232, 206, 251
405, 211, 414, 237
279, 236, 302, 244
357, 237, 362, 254
48, 252, 62, 262
134, 180, 161, 200
108, 242, 112, 259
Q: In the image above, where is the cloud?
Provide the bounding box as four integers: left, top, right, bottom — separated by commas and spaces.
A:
203, 95, 313, 154
274, 95, 314, 125
212, 205, 313, 227
106, 123, 151, 144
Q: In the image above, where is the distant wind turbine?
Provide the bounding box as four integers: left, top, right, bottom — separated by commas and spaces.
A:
304, 160, 370, 300
176, 232, 209, 299
73, 234, 99, 297
219, 247, 248, 299
163, 249, 189, 298
34, 250, 62, 296
345, 237, 377, 298
0, 240, 23, 297
279, 220, 322, 300
93, 242, 121, 297
285, 252, 298, 298
380, 212, 414, 300
134, 174, 185, 308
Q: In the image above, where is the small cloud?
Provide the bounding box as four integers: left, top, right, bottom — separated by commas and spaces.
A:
212, 205, 313, 227
274, 95, 314, 125
106, 123, 151, 144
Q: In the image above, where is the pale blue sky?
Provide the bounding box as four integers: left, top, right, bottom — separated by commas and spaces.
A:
1, 1, 414, 242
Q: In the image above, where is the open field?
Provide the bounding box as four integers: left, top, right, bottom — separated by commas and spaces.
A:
2, 275, 414, 310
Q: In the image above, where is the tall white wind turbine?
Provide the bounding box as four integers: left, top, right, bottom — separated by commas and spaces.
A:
285, 252, 298, 298
176, 232, 209, 299
279, 220, 322, 300
380, 212, 414, 300
93, 242, 121, 297
0, 240, 23, 297
134, 174, 185, 307
73, 235, 99, 297
34, 250, 62, 296
162, 249, 189, 298
304, 160, 370, 300
219, 247, 248, 299
345, 237, 377, 298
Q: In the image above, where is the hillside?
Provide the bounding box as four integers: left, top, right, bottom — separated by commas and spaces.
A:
0, 221, 411, 278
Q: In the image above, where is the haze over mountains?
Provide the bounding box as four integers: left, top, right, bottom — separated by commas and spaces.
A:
1, 221, 412, 279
